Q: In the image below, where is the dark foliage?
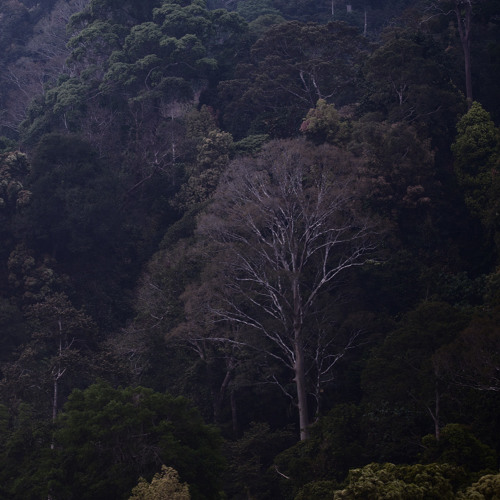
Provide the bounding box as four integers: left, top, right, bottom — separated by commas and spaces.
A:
0, 0, 499, 498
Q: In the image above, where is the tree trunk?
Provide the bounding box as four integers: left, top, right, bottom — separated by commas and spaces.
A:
434, 380, 440, 441
462, 34, 473, 107
52, 377, 59, 425
454, 0, 473, 106
292, 274, 310, 440
425, 377, 441, 441
213, 366, 232, 424
294, 340, 310, 440
52, 318, 63, 424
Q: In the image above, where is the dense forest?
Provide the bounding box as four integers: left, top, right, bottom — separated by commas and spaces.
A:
0, 0, 499, 498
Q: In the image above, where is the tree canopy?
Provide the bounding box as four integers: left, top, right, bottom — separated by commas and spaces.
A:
0, 0, 499, 498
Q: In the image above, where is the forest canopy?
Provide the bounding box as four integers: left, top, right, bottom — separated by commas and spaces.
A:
0, 0, 499, 498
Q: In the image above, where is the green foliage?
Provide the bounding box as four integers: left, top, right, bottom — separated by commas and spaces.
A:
6, 244, 68, 304
44, 78, 91, 129
21, 133, 140, 327
175, 129, 234, 210
300, 99, 350, 146
224, 422, 295, 498
129, 466, 191, 500
0, 0, 31, 64
433, 300, 500, 395
294, 481, 338, 500
67, 20, 124, 66
421, 424, 497, 477
452, 101, 499, 191
456, 472, 500, 500
362, 302, 470, 462
77, 0, 162, 26
236, 0, 281, 22
0, 151, 31, 213
248, 13, 285, 38
428, 271, 487, 308
93, 0, 247, 92
363, 302, 469, 400
27, 134, 120, 257
233, 133, 269, 156
0, 402, 55, 499
451, 102, 500, 242
0, 292, 96, 421
2, 3, 500, 499
23, 0, 247, 149
350, 120, 435, 216
0, 151, 32, 270
333, 462, 463, 500
346, 117, 456, 274
219, 21, 368, 138
0, 298, 28, 361
51, 381, 224, 500
0, 137, 17, 153
362, 28, 463, 143
273, 404, 366, 498
196, 130, 234, 171
184, 105, 219, 140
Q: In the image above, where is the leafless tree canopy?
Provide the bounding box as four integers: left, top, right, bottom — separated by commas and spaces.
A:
196, 138, 381, 439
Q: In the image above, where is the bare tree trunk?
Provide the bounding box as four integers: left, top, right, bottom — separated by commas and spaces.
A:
198, 139, 378, 442
292, 274, 310, 441
424, 376, 441, 441
52, 318, 63, 425
213, 366, 232, 424
462, 33, 473, 107
52, 377, 59, 425
453, 0, 473, 106
294, 339, 310, 441
50, 320, 63, 500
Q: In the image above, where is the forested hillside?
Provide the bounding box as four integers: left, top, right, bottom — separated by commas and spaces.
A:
0, 0, 499, 498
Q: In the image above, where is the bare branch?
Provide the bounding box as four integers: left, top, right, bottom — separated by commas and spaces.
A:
195, 139, 380, 439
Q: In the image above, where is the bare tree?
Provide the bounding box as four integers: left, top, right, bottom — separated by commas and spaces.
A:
450, 0, 474, 105
197, 139, 380, 440
26, 293, 95, 423
0, 0, 90, 133
0, 292, 95, 424
424, 0, 482, 106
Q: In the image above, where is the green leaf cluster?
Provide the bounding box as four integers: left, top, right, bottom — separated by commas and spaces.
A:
452, 102, 500, 226
129, 465, 191, 500
333, 462, 462, 500
51, 382, 224, 500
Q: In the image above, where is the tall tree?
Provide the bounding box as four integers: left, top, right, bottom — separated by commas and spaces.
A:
449, 0, 474, 105
0, 292, 96, 422
25, 293, 96, 422
451, 101, 500, 257
0, 151, 31, 268
196, 139, 380, 440
424, 0, 486, 107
